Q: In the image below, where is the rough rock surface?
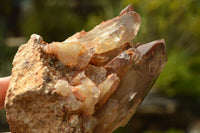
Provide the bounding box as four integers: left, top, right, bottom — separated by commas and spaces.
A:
5, 4, 167, 133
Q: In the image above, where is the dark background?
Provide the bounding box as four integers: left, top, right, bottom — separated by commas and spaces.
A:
0, 0, 200, 132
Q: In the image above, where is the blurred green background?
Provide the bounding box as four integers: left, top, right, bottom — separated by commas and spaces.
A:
0, 0, 200, 132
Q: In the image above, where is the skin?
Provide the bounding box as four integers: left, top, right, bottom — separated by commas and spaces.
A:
0, 76, 10, 110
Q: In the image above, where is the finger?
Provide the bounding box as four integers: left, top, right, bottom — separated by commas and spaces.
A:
0, 76, 10, 110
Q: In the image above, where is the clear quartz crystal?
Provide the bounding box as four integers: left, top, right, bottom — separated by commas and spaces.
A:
85, 64, 107, 85
79, 11, 141, 54
55, 80, 82, 111
66, 95, 82, 111
55, 80, 71, 97
97, 74, 120, 107
76, 74, 100, 115
78, 47, 95, 69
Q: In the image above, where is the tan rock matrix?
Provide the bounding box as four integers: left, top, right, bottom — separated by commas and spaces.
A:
5, 4, 167, 133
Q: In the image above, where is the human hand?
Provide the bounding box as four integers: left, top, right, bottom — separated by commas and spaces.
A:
0, 76, 10, 110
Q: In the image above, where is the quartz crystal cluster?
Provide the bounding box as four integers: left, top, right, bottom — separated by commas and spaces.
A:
5, 4, 167, 133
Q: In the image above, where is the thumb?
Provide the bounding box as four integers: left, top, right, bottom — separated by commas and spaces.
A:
0, 76, 10, 110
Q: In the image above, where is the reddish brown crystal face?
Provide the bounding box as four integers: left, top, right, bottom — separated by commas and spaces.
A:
5, 4, 167, 133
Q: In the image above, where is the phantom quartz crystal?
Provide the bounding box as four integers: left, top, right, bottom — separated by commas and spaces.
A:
5, 4, 167, 133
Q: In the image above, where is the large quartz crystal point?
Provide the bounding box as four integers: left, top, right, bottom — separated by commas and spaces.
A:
5, 4, 167, 133
95, 39, 167, 133
43, 4, 141, 67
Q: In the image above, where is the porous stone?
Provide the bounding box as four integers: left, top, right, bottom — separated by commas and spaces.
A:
5, 4, 167, 133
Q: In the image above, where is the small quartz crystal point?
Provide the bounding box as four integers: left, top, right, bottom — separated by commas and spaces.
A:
5, 4, 167, 133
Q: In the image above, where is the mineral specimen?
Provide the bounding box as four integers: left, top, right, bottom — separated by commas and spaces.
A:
5, 4, 167, 133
